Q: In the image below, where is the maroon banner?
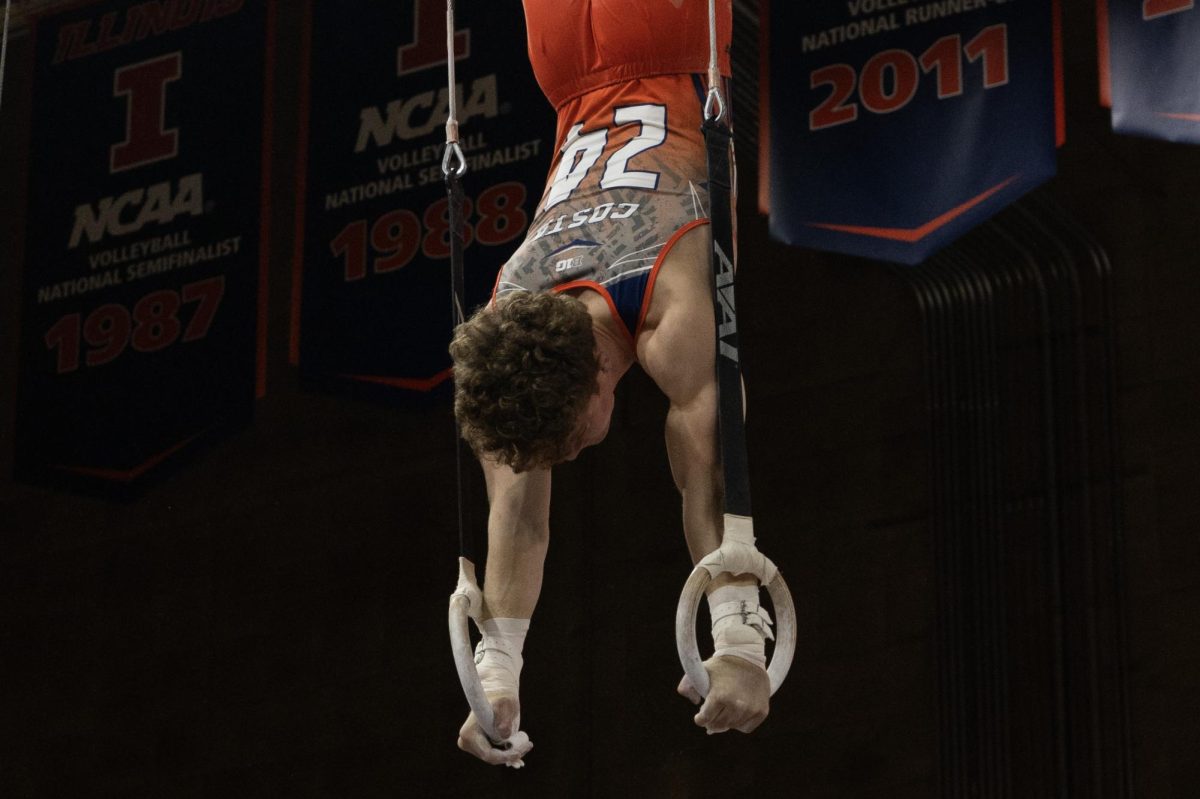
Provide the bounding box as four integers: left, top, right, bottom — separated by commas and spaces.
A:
15, 0, 273, 487
291, 0, 555, 402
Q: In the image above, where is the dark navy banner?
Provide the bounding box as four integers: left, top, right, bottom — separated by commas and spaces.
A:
768, 0, 1057, 265
16, 0, 271, 486
294, 0, 555, 397
1106, 0, 1200, 144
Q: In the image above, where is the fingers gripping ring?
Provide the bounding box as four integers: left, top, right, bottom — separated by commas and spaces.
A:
675, 517, 797, 698
448, 557, 500, 742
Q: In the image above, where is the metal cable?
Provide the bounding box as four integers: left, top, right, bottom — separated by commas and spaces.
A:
441, 0, 466, 176
704, 0, 724, 121
0, 0, 12, 115
443, 0, 471, 560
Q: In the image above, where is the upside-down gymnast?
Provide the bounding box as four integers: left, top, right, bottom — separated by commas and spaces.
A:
449, 0, 775, 766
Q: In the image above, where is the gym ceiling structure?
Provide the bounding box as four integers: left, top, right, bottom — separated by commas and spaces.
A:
1, 1, 1197, 796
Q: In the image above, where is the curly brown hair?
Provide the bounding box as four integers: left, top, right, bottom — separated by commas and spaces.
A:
449, 292, 599, 472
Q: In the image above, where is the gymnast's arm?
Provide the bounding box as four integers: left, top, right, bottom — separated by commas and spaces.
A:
455, 457, 550, 766
480, 457, 551, 620
638, 226, 770, 734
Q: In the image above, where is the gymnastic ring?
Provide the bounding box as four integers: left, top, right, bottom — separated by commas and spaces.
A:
447, 557, 501, 742
675, 560, 796, 698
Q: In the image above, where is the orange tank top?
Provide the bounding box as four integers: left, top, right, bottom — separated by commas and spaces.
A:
521, 0, 733, 110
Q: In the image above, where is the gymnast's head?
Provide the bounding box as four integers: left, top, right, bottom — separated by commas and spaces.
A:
450, 292, 602, 473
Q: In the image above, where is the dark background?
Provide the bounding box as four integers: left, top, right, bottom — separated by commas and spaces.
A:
2, 2, 1197, 796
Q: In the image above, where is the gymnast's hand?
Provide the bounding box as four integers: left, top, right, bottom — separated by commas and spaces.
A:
677, 655, 770, 734
457, 691, 532, 767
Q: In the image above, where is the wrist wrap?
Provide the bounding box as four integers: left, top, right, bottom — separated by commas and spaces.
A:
707, 584, 774, 669
474, 617, 529, 697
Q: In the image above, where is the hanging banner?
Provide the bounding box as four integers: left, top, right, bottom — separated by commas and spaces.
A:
15, 0, 272, 486
1102, 0, 1200, 144
293, 0, 554, 398
767, 0, 1058, 265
